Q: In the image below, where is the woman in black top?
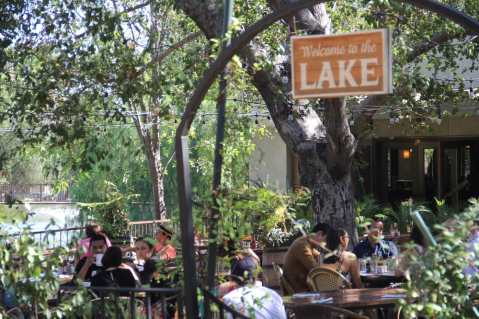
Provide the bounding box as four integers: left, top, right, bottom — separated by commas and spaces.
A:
134, 238, 157, 285
91, 246, 140, 295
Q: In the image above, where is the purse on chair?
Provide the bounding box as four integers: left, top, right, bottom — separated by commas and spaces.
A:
307, 266, 352, 292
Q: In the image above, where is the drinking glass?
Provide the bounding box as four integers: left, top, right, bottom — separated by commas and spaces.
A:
359, 259, 368, 273
370, 258, 378, 273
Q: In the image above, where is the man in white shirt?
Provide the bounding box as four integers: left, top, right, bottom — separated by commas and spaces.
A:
223, 285, 286, 319
222, 256, 287, 319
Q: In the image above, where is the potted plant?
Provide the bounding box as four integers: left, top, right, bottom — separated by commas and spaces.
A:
214, 186, 313, 288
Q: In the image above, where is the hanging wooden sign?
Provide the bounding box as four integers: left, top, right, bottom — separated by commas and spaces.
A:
291, 29, 392, 99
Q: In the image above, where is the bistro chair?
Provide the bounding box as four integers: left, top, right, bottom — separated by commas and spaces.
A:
5, 307, 24, 319
307, 266, 352, 292
291, 304, 369, 319
272, 262, 295, 296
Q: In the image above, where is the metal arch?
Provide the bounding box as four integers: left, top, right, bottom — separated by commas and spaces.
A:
175, 0, 479, 318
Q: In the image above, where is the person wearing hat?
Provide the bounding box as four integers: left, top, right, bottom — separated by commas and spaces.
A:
154, 225, 176, 260
218, 249, 260, 298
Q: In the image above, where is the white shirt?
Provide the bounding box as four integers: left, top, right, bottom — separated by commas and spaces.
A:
223, 286, 287, 319
465, 233, 479, 276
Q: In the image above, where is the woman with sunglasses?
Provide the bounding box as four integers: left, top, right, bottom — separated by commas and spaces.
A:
134, 237, 157, 285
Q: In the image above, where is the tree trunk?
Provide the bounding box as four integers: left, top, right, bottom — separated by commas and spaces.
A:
145, 143, 167, 220
299, 152, 357, 243
132, 109, 168, 221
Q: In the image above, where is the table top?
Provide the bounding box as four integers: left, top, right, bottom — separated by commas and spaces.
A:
284, 288, 406, 309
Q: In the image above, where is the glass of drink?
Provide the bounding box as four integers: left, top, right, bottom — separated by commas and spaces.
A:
359, 259, 368, 273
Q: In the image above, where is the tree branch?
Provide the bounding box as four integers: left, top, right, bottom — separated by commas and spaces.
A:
406, 31, 465, 63
137, 32, 202, 76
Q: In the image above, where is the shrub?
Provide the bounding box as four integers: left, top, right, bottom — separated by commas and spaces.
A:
0, 206, 88, 318
400, 198, 479, 318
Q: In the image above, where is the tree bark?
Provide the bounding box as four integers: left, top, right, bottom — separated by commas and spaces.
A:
145, 136, 167, 220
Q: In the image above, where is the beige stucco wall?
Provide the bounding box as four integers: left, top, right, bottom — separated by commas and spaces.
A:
373, 115, 479, 138
249, 126, 290, 193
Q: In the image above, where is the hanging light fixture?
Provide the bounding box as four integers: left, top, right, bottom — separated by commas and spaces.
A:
402, 149, 412, 159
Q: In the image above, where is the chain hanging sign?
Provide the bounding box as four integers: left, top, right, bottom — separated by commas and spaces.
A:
291, 29, 392, 99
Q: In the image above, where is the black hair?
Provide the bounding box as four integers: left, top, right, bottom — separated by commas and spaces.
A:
136, 237, 154, 250
311, 222, 331, 235
85, 224, 99, 238
102, 246, 123, 268
410, 225, 425, 247
89, 233, 107, 244
323, 228, 347, 264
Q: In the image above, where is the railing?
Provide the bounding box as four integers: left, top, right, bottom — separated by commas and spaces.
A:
201, 287, 250, 319
128, 219, 170, 239
0, 183, 70, 202
5, 220, 172, 249
8, 226, 84, 250
58, 286, 183, 319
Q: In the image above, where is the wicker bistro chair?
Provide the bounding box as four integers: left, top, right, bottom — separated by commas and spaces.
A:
5, 307, 24, 319
292, 304, 369, 319
272, 262, 295, 296
307, 266, 352, 292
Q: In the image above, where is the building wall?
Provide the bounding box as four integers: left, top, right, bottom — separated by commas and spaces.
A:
373, 115, 479, 139
249, 127, 290, 193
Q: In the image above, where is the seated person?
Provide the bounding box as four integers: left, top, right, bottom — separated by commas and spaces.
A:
78, 224, 111, 260
353, 219, 398, 259
154, 225, 176, 260
218, 247, 260, 298
91, 246, 140, 293
223, 261, 286, 319
396, 225, 426, 278
75, 234, 107, 281
321, 228, 362, 288
134, 237, 157, 285
282, 223, 330, 293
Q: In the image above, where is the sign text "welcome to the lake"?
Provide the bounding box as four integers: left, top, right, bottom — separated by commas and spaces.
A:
291, 29, 392, 99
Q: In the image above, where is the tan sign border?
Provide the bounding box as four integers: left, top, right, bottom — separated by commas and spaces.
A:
291, 29, 393, 99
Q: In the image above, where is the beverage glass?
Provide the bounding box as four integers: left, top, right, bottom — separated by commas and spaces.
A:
370, 259, 378, 273
95, 254, 104, 267
137, 260, 145, 272
359, 259, 368, 273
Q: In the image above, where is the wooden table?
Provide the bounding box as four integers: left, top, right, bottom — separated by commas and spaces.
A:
284, 288, 406, 310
